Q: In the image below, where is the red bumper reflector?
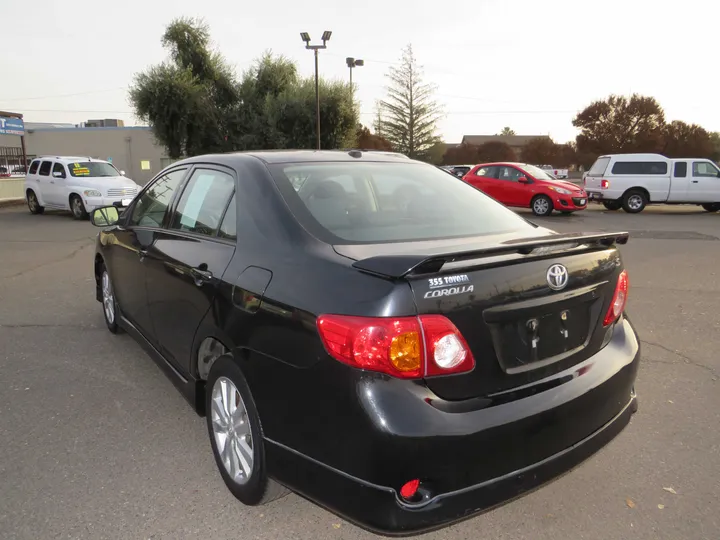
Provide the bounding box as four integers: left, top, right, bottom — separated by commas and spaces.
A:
400, 479, 420, 500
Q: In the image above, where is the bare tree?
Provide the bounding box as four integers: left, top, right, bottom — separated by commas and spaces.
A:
378, 45, 442, 160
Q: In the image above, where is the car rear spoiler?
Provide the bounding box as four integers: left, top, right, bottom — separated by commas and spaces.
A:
351, 231, 630, 278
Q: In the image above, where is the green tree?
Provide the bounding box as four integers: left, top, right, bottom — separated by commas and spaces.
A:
477, 141, 516, 162
130, 17, 239, 158
356, 125, 393, 151
378, 45, 443, 159
521, 137, 558, 164
443, 143, 479, 165
573, 94, 665, 157
661, 121, 714, 159
499, 127, 516, 136
130, 20, 358, 157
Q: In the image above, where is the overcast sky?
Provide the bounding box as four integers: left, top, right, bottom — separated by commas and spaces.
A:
1, 0, 717, 144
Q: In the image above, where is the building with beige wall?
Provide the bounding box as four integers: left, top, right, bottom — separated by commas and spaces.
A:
0, 125, 171, 185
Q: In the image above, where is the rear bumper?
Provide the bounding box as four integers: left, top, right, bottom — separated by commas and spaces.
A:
267, 392, 637, 536
265, 317, 641, 535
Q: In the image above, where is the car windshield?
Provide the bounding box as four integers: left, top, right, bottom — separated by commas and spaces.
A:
268, 161, 535, 244
521, 164, 556, 181
67, 161, 120, 178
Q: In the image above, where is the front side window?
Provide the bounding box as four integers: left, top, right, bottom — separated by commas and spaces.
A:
52, 163, 66, 179
67, 161, 120, 178
496, 166, 524, 182
38, 161, 52, 176
611, 161, 668, 175
170, 169, 235, 237
28, 160, 40, 175
268, 161, 535, 244
692, 161, 720, 178
129, 168, 187, 227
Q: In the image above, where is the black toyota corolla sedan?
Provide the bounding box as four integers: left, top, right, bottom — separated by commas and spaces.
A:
90, 150, 639, 536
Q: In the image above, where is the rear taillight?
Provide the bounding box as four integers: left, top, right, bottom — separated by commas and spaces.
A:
603, 270, 629, 326
316, 314, 475, 379
601, 179, 610, 189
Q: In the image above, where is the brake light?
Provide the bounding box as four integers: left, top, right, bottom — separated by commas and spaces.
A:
316, 314, 475, 378
603, 270, 629, 326
601, 179, 610, 189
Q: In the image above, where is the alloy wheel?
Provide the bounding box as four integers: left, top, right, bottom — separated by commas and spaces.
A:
28, 193, 38, 212
72, 198, 84, 218
627, 195, 643, 211
533, 198, 549, 215
211, 376, 254, 485
102, 271, 115, 324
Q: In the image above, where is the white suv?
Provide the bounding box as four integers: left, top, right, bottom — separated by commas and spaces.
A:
24, 156, 141, 219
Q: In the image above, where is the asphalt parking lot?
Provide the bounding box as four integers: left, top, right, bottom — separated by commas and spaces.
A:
1, 204, 718, 540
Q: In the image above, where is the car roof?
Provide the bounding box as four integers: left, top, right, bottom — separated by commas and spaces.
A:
475, 162, 533, 168
35, 156, 102, 163
178, 149, 414, 166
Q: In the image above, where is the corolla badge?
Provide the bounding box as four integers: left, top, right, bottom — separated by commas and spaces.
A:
546, 264, 569, 291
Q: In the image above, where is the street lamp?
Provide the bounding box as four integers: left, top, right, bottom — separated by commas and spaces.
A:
345, 57, 364, 86
301, 30, 332, 150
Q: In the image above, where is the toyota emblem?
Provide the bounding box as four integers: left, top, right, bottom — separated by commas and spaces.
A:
546, 264, 569, 291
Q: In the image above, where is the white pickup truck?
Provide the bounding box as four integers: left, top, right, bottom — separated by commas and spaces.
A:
538, 165, 569, 179
584, 153, 720, 213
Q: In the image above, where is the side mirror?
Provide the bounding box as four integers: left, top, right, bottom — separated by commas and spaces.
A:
90, 206, 120, 227
52, 171, 64, 178
518, 176, 529, 184
120, 170, 126, 176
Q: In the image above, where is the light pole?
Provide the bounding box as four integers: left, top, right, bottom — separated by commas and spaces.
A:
346, 57, 364, 86
301, 31, 332, 150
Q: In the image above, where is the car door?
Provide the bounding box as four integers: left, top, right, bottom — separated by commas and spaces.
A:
49, 162, 69, 206
466, 166, 499, 197
108, 167, 189, 342
495, 165, 526, 206
36, 160, 57, 205
690, 161, 720, 202
667, 161, 689, 201
143, 166, 237, 373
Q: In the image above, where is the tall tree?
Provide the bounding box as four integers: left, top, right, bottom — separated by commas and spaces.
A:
477, 141, 516, 162
499, 127, 516, 136
661, 121, 714, 159
573, 94, 665, 158
130, 17, 239, 158
443, 143, 480, 165
378, 45, 443, 159
521, 137, 558, 164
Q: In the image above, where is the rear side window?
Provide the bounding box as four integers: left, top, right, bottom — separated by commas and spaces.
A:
267, 161, 534, 244
218, 193, 237, 240
611, 161, 668, 175
28, 160, 40, 175
674, 162, 687, 178
475, 165, 499, 178
587, 157, 610, 176
38, 161, 52, 176
170, 169, 235, 237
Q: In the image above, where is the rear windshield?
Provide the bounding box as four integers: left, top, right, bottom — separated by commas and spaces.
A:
67, 161, 120, 178
268, 161, 535, 244
587, 157, 611, 176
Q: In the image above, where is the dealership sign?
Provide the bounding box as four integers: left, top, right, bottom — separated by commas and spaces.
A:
0, 116, 25, 136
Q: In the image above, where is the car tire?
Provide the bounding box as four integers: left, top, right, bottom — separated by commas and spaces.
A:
701, 203, 720, 212
602, 201, 622, 211
70, 194, 88, 220
27, 190, 45, 215
531, 195, 553, 217
206, 355, 289, 506
100, 264, 123, 334
622, 190, 648, 213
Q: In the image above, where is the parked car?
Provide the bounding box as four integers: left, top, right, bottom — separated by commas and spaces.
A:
463, 162, 588, 216
538, 164, 569, 179
89, 150, 639, 535
441, 164, 474, 178
24, 156, 140, 219
584, 153, 720, 213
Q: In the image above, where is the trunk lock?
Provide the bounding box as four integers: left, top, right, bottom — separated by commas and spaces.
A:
560, 310, 570, 339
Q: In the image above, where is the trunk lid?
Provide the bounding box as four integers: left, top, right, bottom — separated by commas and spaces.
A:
335, 230, 628, 400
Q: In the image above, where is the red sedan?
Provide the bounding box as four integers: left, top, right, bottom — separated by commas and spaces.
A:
462, 162, 588, 216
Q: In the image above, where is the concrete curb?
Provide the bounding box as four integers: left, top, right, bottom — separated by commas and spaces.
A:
0, 198, 25, 209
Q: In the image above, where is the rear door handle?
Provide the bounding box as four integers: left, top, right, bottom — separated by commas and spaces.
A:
691, 180, 699, 183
